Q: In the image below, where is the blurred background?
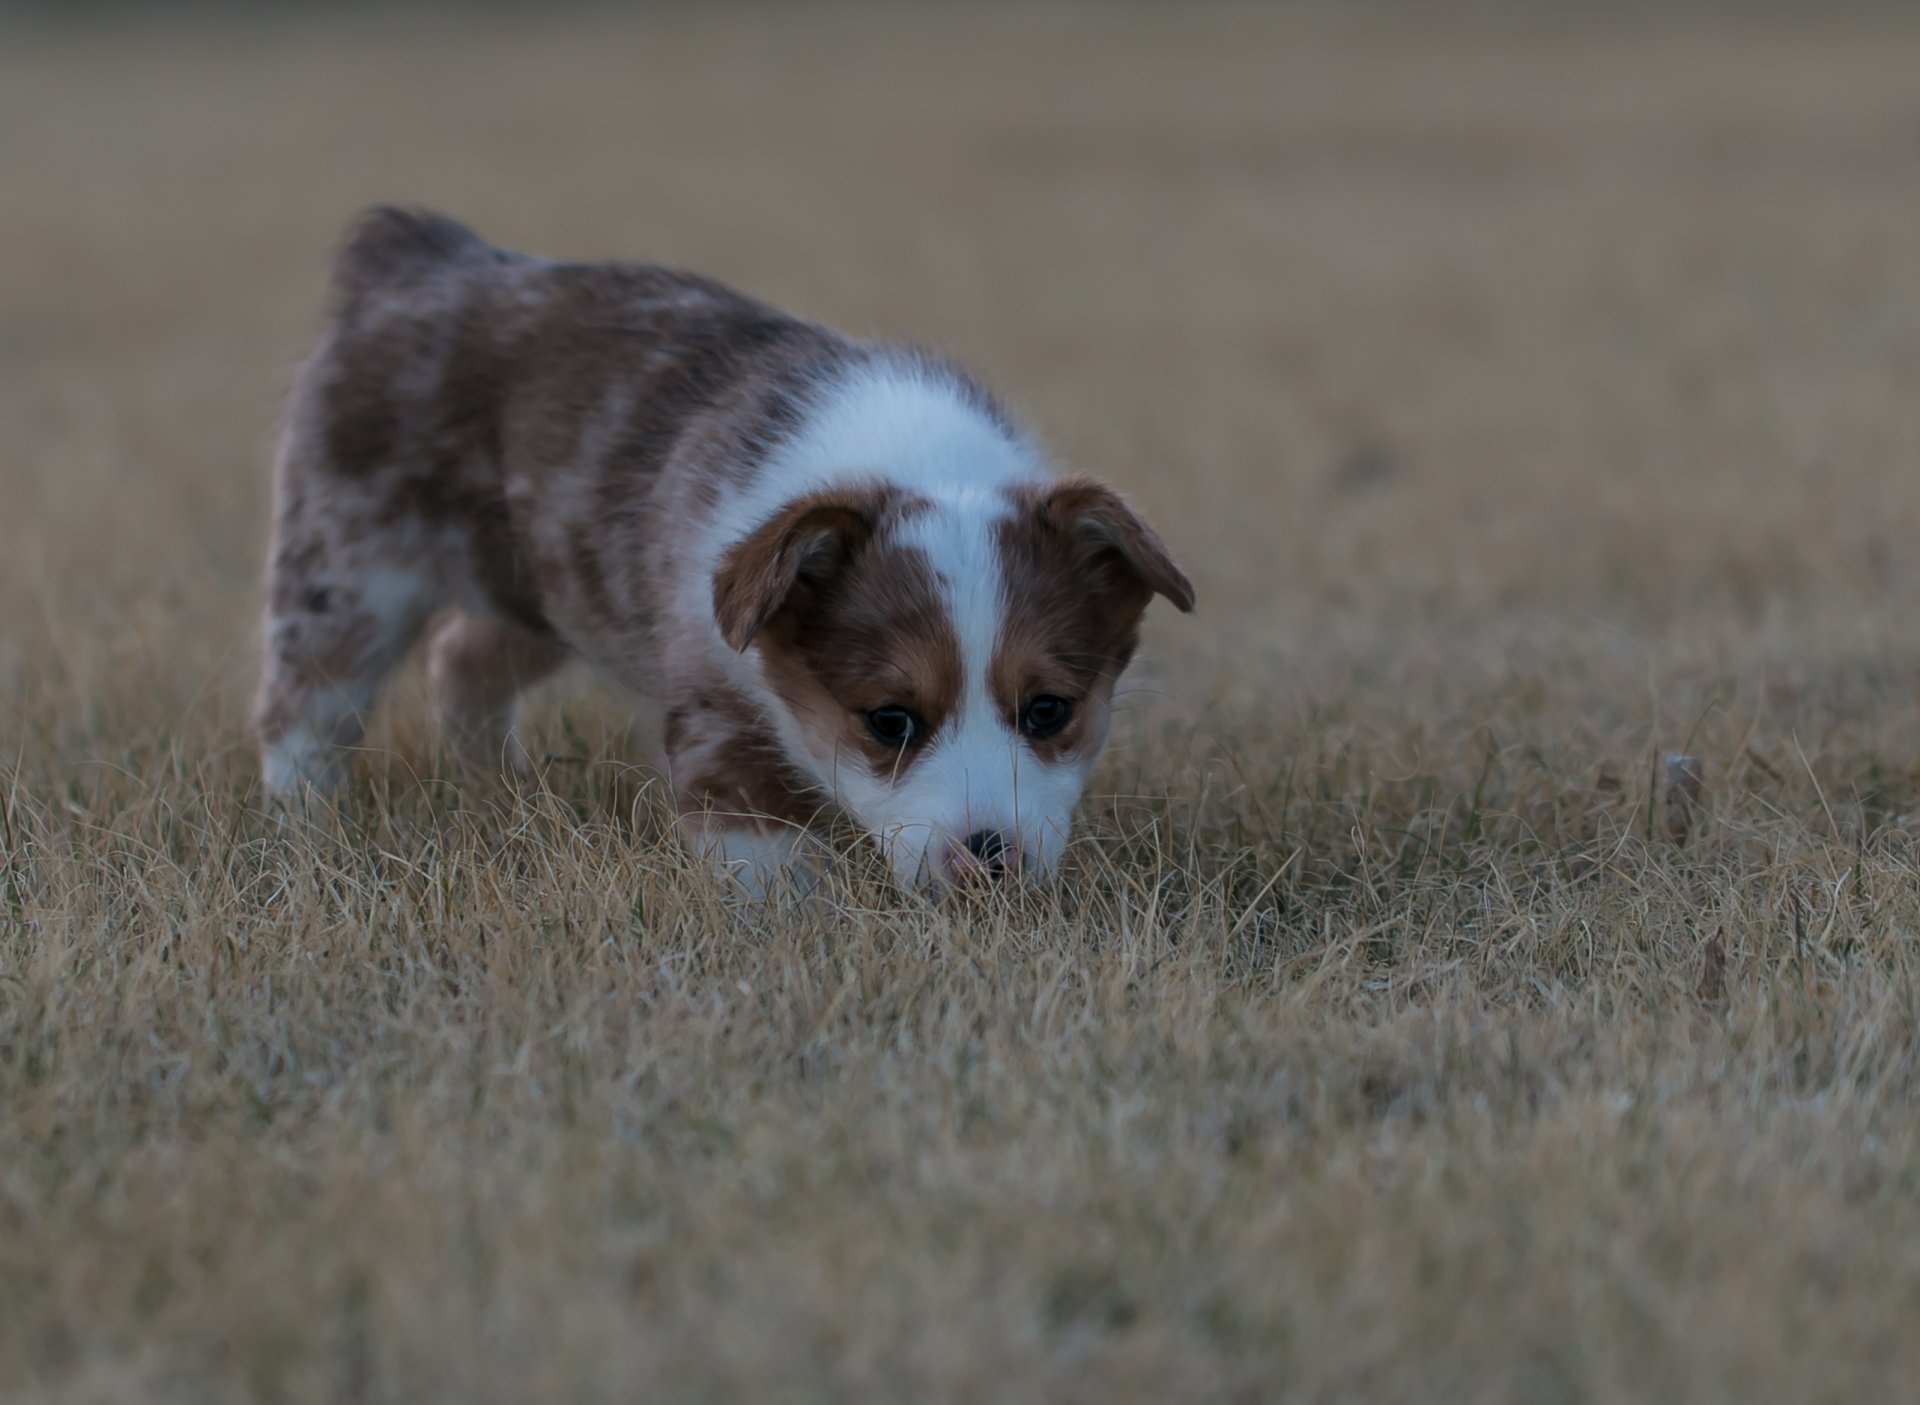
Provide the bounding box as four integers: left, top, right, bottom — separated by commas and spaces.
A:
4, 0, 1919, 764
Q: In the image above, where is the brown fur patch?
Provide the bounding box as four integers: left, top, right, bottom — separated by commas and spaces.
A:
740, 494, 964, 783
991, 480, 1193, 763
663, 686, 823, 830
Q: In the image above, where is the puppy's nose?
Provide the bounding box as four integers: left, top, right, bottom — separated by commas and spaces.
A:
943, 829, 1019, 887
965, 829, 1008, 871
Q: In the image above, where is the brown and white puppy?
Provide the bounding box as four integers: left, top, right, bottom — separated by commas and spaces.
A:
256, 208, 1193, 893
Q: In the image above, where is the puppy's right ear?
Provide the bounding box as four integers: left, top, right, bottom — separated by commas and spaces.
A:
1036, 477, 1196, 614
713, 492, 879, 652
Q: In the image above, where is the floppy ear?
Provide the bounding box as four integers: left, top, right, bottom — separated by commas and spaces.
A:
712, 492, 878, 652
1039, 477, 1196, 613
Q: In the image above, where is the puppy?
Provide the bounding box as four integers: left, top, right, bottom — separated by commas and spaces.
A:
256, 208, 1193, 893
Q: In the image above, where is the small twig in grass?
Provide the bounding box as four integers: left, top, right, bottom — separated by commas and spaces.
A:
1664, 753, 1704, 846
1743, 746, 1784, 786
1695, 927, 1727, 1008
1225, 847, 1302, 945
1791, 732, 1839, 840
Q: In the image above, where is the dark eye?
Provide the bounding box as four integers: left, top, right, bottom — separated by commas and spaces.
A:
865, 705, 920, 748
1021, 695, 1073, 739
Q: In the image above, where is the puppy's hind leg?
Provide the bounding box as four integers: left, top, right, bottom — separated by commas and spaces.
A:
424, 610, 569, 775
256, 559, 436, 799
254, 444, 440, 799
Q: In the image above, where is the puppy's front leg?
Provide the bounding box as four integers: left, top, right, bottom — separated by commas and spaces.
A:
663, 691, 825, 899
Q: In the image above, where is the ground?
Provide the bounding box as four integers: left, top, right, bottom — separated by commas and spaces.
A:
5, 4, 1920, 1401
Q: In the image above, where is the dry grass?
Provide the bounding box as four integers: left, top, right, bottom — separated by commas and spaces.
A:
7, 4, 1920, 1400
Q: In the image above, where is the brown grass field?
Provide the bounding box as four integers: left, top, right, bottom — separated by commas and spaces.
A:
6, 3, 1920, 1400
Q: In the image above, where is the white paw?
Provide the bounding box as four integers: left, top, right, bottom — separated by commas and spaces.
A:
693, 824, 821, 902
261, 726, 349, 798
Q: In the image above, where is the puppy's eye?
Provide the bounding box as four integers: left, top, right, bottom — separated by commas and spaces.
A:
865, 705, 920, 748
1021, 694, 1073, 739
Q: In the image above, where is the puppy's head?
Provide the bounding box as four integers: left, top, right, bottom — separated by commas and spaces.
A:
714, 476, 1192, 890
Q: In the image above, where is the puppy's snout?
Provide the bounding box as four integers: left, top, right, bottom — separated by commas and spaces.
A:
940, 828, 1021, 888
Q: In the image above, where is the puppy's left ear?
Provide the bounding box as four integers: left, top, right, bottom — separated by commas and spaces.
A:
1039, 477, 1196, 613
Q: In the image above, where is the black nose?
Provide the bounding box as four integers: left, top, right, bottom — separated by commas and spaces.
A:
965, 829, 1008, 870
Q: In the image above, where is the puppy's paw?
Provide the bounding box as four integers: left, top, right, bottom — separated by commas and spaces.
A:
691, 824, 826, 906
260, 725, 353, 801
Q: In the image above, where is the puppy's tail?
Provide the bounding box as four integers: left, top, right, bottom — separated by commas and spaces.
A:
329, 206, 499, 308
